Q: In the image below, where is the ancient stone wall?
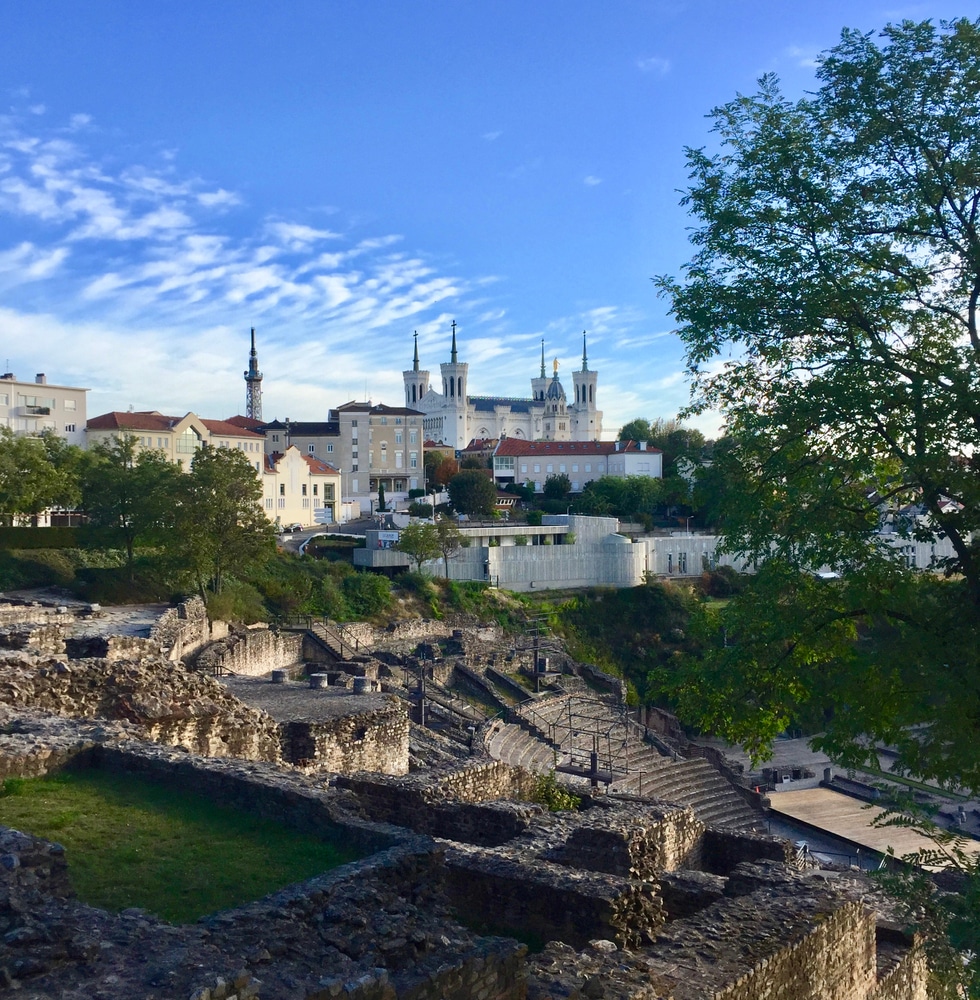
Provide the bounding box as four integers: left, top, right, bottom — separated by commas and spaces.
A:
149, 596, 215, 662
870, 928, 928, 1000
336, 768, 541, 847
442, 846, 664, 951
549, 804, 705, 878
196, 625, 304, 677
0, 653, 282, 762
701, 827, 796, 875
281, 699, 409, 775
0, 622, 72, 655
63, 634, 163, 661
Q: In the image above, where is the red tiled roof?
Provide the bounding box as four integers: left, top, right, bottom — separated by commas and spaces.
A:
493, 439, 658, 457
225, 414, 265, 430
86, 411, 175, 431
303, 455, 340, 476
201, 418, 263, 439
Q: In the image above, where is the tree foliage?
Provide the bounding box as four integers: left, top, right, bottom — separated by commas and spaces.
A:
397, 521, 440, 571
448, 470, 496, 517
82, 436, 181, 579
542, 473, 571, 500
435, 518, 462, 576
576, 475, 661, 523
658, 18, 980, 794
0, 429, 84, 526
175, 446, 275, 596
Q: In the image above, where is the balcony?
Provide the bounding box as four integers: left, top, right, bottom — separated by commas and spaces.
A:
24, 405, 51, 415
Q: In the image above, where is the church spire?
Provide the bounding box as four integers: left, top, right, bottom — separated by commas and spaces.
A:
244, 326, 263, 421
412, 330, 420, 372
540, 339, 546, 378
581, 330, 589, 372
450, 319, 458, 364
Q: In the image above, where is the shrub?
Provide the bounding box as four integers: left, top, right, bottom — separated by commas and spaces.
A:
563, 532, 576, 545
526, 511, 543, 527
530, 772, 581, 812
341, 572, 391, 619
514, 534, 529, 546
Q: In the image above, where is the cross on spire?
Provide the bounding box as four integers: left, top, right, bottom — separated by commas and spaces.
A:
413, 330, 420, 372
450, 319, 458, 364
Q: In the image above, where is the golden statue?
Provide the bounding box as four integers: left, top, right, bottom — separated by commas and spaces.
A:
553, 357, 560, 375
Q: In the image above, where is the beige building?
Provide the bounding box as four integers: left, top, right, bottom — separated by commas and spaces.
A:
86, 411, 266, 472
262, 446, 341, 528
0, 372, 88, 447
492, 438, 662, 492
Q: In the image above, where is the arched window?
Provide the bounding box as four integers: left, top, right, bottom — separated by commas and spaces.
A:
589, 385, 593, 403
412, 385, 417, 403
457, 376, 463, 397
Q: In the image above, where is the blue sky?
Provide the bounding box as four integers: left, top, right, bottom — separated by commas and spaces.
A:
0, 2, 967, 437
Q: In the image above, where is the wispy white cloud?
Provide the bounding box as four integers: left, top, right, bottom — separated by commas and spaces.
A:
583, 175, 602, 187
784, 45, 820, 69
482, 130, 502, 141
636, 56, 671, 76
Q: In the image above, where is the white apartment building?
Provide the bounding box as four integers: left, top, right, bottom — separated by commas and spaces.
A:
0, 372, 88, 447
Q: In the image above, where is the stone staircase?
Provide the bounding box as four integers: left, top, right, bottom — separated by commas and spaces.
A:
497, 694, 763, 832
610, 758, 762, 832
487, 721, 568, 773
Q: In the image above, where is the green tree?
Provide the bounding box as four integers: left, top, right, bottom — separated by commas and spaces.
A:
376, 483, 387, 512
448, 470, 497, 517
658, 17, 980, 795
82, 436, 181, 579
617, 418, 652, 444
435, 517, 462, 576
176, 446, 275, 596
0, 429, 83, 526
397, 521, 440, 571
543, 473, 571, 501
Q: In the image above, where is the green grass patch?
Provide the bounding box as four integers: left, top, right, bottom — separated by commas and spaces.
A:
0, 769, 364, 923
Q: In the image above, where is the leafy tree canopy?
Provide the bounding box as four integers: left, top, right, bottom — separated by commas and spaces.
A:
658, 18, 980, 795
448, 470, 496, 517
397, 521, 440, 571
542, 473, 571, 500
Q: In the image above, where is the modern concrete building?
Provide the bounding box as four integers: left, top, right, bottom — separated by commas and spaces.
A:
492, 438, 662, 492
405, 324, 602, 449
0, 372, 88, 447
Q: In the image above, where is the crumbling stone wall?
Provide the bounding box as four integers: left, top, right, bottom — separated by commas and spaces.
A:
196, 625, 304, 677
0, 653, 282, 762
549, 803, 705, 878
0, 622, 72, 655
63, 634, 163, 661
150, 596, 216, 661
442, 845, 665, 950
281, 699, 409, 775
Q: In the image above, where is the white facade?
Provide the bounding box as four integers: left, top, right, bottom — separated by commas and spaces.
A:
405, 326, 602, 450
493, 438, 662, 492
0, 372, 88, 447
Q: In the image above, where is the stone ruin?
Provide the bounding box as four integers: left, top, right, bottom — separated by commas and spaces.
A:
0, 595, 931, 998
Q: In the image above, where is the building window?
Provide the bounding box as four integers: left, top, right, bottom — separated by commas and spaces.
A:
64, 399, 76, 411
380, 416, 387, 425
533, 464, 540, 473
176, 429, 200, 454
410, 452, 418, 468
308, 444, 315, 453
272, 434, 279, 442
559, 464, 566, 473
667, 553, 673, 573
395, 417, 402, 425
327, 443, 333, 452
521, 464, 527, 474
301, 484, 307, 496
0, 394, 8, 405
679, 552, 687, 574
409, 430, 417, 444
278, 497, 285, 509
279, 484, 285, 496
265, 498, 273, 509
395, 430, 402, 444
65, 423, 75, 433
352, 464, 358, 472
572, 464, 578, 473
302, 498, 310, 508
395, 452, 403, 469
313, 484, 318, 496
585, 464, 592, 473
351, 420, 357, 427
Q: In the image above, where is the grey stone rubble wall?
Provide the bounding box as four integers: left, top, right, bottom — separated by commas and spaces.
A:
547, 803, 706, 878
337, 772, 541, 847
701, 826, 796, 875
149, 596, 214, 661
63, 634, 164, 661
0, 622, 72, 654
0, 652, 283, 762
0, 826, 74, 987
197, 626, 304, 677
442, 844, 664, 951
0, 604, 77, 628
282, 699, 409, 776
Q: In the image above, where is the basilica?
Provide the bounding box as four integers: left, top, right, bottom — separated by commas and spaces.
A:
403, 322, 602, 450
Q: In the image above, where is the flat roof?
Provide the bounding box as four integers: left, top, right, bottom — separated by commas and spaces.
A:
770, 787, 980, 869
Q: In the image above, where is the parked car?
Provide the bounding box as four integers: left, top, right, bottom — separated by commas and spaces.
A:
283, 522, 304, 532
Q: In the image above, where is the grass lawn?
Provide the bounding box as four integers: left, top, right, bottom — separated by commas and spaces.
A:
0, 769, 364, 923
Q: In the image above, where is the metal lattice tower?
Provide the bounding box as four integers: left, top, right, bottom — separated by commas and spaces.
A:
244, 326, 263, 420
